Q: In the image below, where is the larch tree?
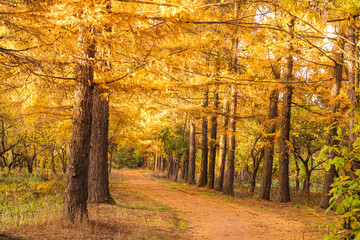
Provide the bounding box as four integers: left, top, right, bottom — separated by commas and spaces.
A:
62, 23, 95, 222
260, 88, 279, 200
320, 29, 344, 209
198, 89, 209, 187
223, 85, 237, 196
88, 1, 113, 204
187, 116, 196, 185
277, 16, 295, 203
207, 89, 218, 189
215, 98, 229, 192
88, 87, 113, 204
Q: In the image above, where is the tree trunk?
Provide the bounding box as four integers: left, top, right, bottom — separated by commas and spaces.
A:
181, 151, 189, 181
153, 154, 156, 171
198, 90, 209, 187
224, 85, 237, 196
295, 160, 300, 191
62, 26, 95, 223
304, 166, 311, 199
215, 99, 229, 192
260, 90, 279, 200
172, 158, 179, 182
156, 155, 160, 172
345, 21, 360, 174
208, 90, 218, 189
250, 149, 264, 193
320, 33, 344, 209
187, 117, 196, 185
60, 146, 67, 174
50, 149, 57, 175
277, 17, 294, 203
347, 22, 357, 151
26, 156, 33, 174
88, 87, 113, 204
167, 154, 174, 179
161, 155, 166, 172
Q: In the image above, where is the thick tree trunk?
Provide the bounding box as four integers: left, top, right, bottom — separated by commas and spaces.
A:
278, 85, 293, 202
62, 26, 94, 223
346, 23, 357, 153
260, 90, 278, 200
215, 98, 229, 192
224, 85, 237, 196
198, 90, 209, 187
208, 90, 218, 189
88, 87, 113, 204
320, 34, 343, 209
345, 21, 360, 174
277, 17, 294, 203
187, 117, 196, 185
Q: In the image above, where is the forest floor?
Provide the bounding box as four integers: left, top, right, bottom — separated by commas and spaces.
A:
0, 169, 332, 240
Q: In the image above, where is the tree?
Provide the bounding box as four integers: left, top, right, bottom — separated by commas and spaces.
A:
277, 16, 295, 203
207, 89, 218, 189
198, 89, 209, 187
88, 87, 113, 204
62, 24, 95, 223
224, 85, 237, 196
187, 116, 196, 185
260, 89, 279, 200
215, 99, 229, 192
320, 31, 344, 209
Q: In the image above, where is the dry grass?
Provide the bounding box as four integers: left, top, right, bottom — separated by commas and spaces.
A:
1, 171, 189, 240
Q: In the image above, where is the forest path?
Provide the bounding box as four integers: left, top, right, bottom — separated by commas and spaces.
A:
121, 170, 326, 240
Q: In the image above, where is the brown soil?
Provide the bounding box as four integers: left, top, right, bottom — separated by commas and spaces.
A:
123, 170, 328, 240
1, 169, 329, 240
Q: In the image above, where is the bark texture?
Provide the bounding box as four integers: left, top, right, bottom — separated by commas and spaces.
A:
277, 17, 294, 203
62, 26, 94, 223
215, 98, 229, 192
198, 90, 209, 187
320, 34, 343, 209
208, 90, 218, 189
88, 87, 113, 204
260, 90, 278, 200
224, 85, 237, 196
346, 22, 357, 153
278, 85, 293, 202
187, 117, 196, 185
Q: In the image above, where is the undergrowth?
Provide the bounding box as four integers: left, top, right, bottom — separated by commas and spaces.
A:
0, 171, 65, 226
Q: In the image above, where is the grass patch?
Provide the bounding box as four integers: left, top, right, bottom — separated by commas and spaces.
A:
175, 215, 189, 229
119, 201, 169, 212
0, 171, 65, 226
167, 184, 189, 189
198, 193, 233, 199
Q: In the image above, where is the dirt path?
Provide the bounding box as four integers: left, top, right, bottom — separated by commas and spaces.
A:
121, 170, 326, 240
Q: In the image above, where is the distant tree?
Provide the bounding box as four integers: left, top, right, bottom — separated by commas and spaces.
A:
198, 89, 209, 187
208, 89, 218, 189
